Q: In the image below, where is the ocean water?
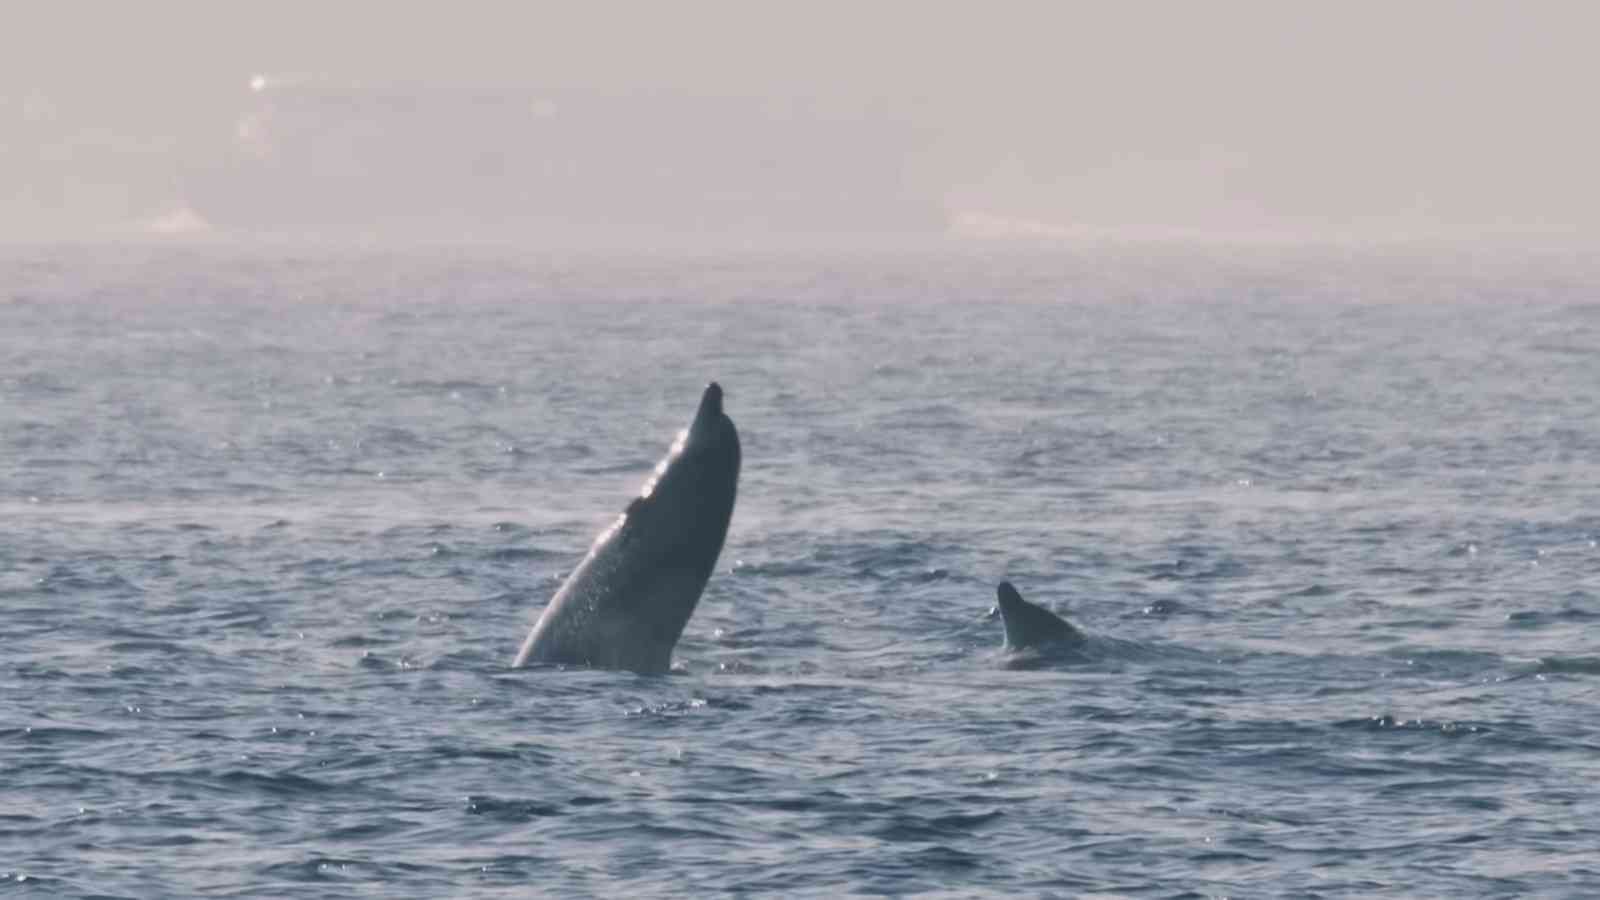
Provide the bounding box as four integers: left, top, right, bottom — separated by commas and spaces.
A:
3, 242, 1598, 897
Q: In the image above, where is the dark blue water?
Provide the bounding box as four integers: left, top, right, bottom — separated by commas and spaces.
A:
4, 243, 1598, 896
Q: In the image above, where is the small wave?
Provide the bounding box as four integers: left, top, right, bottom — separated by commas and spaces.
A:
358, 425, 436, 452
1506, 607, 1598, 629
4, 725, 113, 743
1191, 849, 1273, 864
1527, 342, 1593, 357
0, 872, 67, 892
195, 609, 269, 630
216, 770, 337, 797
1333, 715, 1491, 736
900, 844, 984, 871
320, 818, 420, 842
723, 791, 851, 814
13, 373, 75, 397
622, 697, 710, 718
1140, 559, 1191, 580
393, 379, 501, 396
729, 558, 822, 578
1190, 558, 1249, 581
874, 809, 1004, 843
1536, 656, 1600, 675
1377, 647, 1504, 675
257, 856, 371, 882
33, 573, 143, 596
1132, 597, 1208, 618
483, 546, 560, 562
330, 635, 396, 648
463, 795, 564, 821
103, 640, 190, 655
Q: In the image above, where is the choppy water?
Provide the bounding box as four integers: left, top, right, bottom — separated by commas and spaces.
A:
3, 242, 1598, 897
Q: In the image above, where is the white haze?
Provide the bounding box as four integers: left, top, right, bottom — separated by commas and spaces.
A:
3, 0, 1597, 244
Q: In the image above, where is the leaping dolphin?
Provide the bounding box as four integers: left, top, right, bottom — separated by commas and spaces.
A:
994, 581, 1086, 654
512, 383, 740, 674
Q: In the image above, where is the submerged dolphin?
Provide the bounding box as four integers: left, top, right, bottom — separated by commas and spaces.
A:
512, 383, 740, 674
994, 581, 1086, 654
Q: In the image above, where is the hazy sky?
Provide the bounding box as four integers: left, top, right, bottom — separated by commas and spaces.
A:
5, 1, 1598, 240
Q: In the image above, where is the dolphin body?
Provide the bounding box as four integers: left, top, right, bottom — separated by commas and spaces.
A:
512, 383, 740, 674
994, 581, 1087, 655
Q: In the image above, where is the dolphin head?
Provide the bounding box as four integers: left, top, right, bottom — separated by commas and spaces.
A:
625, 382, 740, 571
688, 382, 736, 449
996, 581, 1084, 652
678, 381, 741, 491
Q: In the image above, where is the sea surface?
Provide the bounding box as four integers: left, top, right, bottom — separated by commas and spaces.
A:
3, 241, 1598, 897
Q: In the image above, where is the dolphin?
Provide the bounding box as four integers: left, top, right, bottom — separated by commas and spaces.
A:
512, 383, 740, 674
993, 581, 1086, 654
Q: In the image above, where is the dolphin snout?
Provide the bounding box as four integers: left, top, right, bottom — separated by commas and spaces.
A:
700, 382, 724, 417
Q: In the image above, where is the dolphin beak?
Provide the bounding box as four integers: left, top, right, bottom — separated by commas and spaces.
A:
698, 382, 724, 419
685, 382, 726, 444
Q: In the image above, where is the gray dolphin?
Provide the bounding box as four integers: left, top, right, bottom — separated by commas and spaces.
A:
512, 383, 740, 674
994, 581, 1086, 653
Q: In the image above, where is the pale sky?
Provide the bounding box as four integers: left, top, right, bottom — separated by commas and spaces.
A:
4, 1, 1597, 241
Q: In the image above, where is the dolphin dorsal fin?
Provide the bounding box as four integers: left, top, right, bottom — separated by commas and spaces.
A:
996, 581, 1084, 650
